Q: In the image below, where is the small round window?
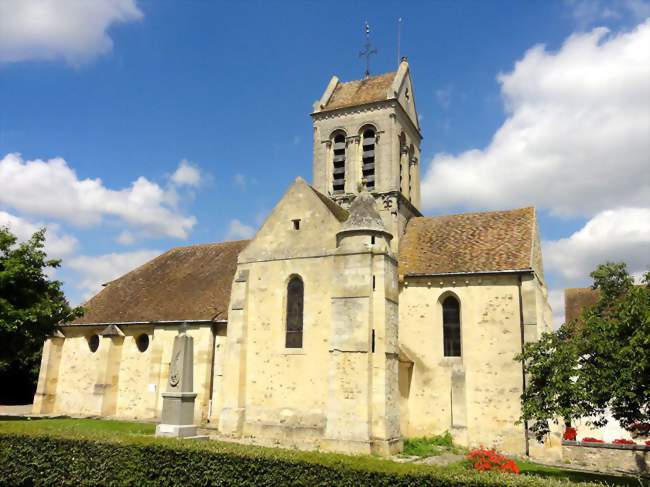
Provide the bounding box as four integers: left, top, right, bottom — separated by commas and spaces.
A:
88, 334, 100, 353
136, 334, 149, 352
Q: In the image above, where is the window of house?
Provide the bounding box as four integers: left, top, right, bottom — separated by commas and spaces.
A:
332, 133, 346, 194
88, 334, 100, 353
136, 333, 150, 352
442, 296, 461, 357
285, 276, 304, 348
361, 128, 376, 191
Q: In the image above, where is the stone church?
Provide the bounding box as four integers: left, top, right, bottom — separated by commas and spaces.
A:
33, 59, 553, 457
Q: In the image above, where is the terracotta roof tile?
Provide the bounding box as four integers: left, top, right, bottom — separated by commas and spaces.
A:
564, 287, 599, 323
323, 72, 396, 111
72, 240, 249, 324
399, 207, 535, 276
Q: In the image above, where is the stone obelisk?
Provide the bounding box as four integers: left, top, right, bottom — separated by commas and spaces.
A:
156, 323, 200, 438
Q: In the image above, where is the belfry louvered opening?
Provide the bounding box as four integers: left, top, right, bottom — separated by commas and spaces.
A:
332, 133, 346, 194
361, 128, 376, 190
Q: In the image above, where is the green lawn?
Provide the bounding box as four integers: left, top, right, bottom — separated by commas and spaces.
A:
0, 417, 645, 486
0, 416, 155, 437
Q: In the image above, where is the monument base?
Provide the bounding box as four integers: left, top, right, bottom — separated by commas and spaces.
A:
155, 423, 199, 438
160, 391, 196, 425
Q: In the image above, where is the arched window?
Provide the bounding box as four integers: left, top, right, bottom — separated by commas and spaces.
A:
399, 132, 407, 194
285, 276, 304, 348
332, 133, 346, 194
408, 144, 415, 201
361, 128, 376, 191
442, 296, 461, 357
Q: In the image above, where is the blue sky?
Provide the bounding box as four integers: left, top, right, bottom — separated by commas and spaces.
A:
0, 0, 648, 322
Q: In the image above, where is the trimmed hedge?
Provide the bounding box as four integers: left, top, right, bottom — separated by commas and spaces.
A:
0, 432, 606, 487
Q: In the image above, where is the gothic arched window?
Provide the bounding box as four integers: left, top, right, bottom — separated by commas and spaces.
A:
442, 296, 461, 357
361, 127, 376, 191
331, 132, 346, 194
285, 276, 304, 348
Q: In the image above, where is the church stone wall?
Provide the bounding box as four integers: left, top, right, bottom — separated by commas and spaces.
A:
49, 326, 104, 416
217, 178, 343, 446
34, 323, 215, 422
399, 274, 528, 456
238, 257, 333, 444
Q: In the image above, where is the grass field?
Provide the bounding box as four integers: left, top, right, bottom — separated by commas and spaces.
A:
0, 417, 644, 486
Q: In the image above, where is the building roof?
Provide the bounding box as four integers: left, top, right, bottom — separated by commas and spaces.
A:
309, 185, 349, 222
322, 72, 396, 111
564, 287, 600, 323
399, 207, 536, 277
71, 206, 540, 325
72, 240, 249, 325
340, 190, 388, 235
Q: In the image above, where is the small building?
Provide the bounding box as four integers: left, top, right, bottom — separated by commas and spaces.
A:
33, 59, 552, 457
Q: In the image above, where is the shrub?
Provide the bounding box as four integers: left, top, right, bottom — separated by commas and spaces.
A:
612, 438, 635, 445
581, 437, 604, 443
562, 427, 577, 441
402, 431, 456, 457
466, 448, 520, 474
0, 432, 599, 487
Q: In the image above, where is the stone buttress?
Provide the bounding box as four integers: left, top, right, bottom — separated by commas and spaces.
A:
324, 191, 402, 455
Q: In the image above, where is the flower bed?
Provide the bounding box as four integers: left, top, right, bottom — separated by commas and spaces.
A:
466, 448, 520, 474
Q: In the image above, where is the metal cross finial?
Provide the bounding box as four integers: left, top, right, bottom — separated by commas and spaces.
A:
359, 21, 377, 79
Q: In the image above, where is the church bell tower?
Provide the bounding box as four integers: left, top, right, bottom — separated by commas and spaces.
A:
311, 58, 422, 248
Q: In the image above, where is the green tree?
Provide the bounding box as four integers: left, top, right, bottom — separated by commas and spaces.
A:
0, 226, 82, 403
517, 262, 650, 440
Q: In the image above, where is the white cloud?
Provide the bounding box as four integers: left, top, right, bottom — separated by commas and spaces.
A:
171, 159, 201, 187
0, 0, 143, 66
225, 219, 255, 240
543, 207, 650, 283
116, 230, 135, 245
568, 0, 650, 28
68, 249, 160, 300
421, 20, 650, 217
0, 153, 196, 239
435, 85, 453, 109
0, 210, 77, 258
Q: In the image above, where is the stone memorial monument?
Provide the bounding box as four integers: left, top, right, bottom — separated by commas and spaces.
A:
155, 323, 201, 438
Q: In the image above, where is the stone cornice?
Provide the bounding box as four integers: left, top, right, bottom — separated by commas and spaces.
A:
311, 100, 422, 141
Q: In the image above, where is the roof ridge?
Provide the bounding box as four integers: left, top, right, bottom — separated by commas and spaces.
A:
417, 206, 534, 220
167, 239, 251, 252
97, 239, 251, 294
339, 70, 397, 85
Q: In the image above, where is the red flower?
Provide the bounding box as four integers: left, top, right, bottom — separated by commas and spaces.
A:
563, 427, 577, 441
613, 438, 635, 445
466, 448, 520, 474
582, 437, 604, 443
645, 440, 650, 446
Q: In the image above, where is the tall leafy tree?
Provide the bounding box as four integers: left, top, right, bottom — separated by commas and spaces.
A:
517, 262, 650, 440
0, 227, 82, 403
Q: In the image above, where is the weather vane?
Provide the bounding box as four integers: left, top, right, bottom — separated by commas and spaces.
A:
359, 21, 377, 79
